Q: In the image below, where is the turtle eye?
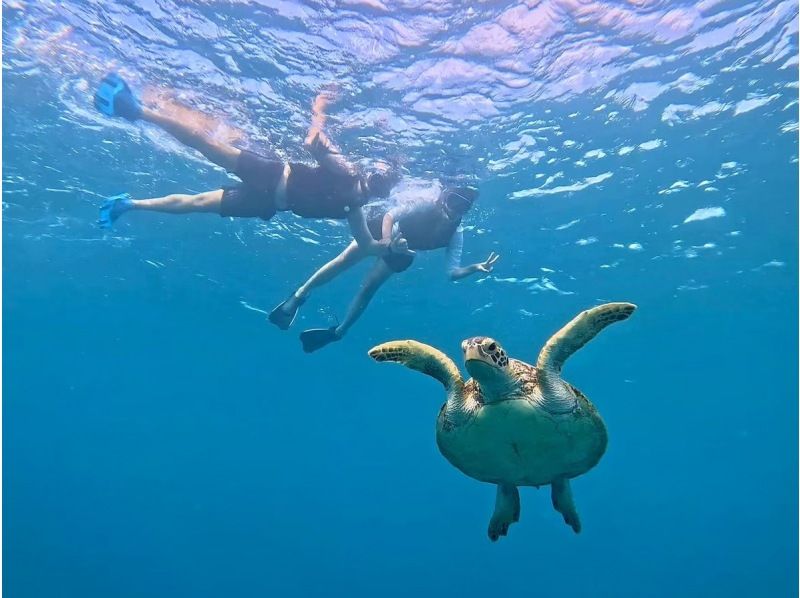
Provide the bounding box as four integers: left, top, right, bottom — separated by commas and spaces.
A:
487, 342, 497, 352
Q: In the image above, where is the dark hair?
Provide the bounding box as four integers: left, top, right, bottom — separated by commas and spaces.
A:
366, 168, 401, 198
442, 186, 479, 214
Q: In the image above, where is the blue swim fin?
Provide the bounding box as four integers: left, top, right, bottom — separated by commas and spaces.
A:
300, 326, 341, 353
94, 73, 142, 121
98, 193, 133, 229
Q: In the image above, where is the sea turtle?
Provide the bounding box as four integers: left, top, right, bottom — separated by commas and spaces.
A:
368, 302, 636, 541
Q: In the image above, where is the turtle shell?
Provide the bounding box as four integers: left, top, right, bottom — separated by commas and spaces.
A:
435, 361, 607, 487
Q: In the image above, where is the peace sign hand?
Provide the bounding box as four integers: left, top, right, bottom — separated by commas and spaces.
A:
477, 252, 500, 273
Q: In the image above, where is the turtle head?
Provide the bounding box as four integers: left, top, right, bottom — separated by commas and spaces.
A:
462, 337, 518, 402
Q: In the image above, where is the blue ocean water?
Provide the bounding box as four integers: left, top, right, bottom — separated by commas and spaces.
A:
3, 1, 798, 596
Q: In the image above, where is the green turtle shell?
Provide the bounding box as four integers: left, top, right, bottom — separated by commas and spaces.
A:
435, 360, 607, 487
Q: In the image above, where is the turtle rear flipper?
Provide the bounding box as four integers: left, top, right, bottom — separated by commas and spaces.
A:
488, 484, 520, 542
551, 478, 581, 534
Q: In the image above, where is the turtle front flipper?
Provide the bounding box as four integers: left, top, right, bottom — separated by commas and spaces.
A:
369, 340, 463, 390
534, 303, 636, 413
536, 302, 636, 374
488, 484, 520, 542
551, 478, 581, 534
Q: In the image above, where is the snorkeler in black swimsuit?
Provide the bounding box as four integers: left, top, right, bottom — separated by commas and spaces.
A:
93, 73, 403, 256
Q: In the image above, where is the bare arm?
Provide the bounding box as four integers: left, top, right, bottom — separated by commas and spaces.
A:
446, 228, 500, 281
303, 90, 383, 253
377, 209, 415, 256
347, 204, 413, 257
381, 211, 395, 241
347, 207, 387, 255
304, 91, 358, 176
449, 262, 489, 281
305, 92, 330, 143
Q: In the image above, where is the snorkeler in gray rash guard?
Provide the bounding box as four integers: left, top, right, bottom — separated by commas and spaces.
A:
269, 186, 500, 352
93, 73, 405, 256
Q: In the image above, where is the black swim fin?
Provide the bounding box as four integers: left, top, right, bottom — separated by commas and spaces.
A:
300, 326, 341, 353
268, 295, 305, 330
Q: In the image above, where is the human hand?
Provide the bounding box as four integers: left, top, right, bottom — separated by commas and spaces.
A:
477, 252, 500, 273
389, 224, 415, 256
313, 84, 339, 112
304, 129, 321, 148
308, 85, 339, 145
367, 238, 390, 256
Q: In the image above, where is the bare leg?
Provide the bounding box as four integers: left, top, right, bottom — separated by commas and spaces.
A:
100, 189, 224, 227
335, 258, 394, 337
296, 258, 393, 352
297, 241, 367, 299
132, 189, 224, 214
270, 241, 368, 329
141, 107, 241, 172
346, 207, 383, 254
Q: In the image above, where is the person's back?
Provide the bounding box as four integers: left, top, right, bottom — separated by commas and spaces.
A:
367, 186, 478, 250
392, 200, 459, 250
285, 161, 363, 219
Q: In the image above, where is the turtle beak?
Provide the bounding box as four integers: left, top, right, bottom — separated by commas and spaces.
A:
464, 339, 491, 368
463, 344, 482, 362
461, 337, 484, 357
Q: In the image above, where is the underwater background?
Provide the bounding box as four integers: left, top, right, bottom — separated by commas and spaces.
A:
3, 0, 798, 596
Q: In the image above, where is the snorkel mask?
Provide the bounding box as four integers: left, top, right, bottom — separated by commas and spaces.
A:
442, 186, 479, 214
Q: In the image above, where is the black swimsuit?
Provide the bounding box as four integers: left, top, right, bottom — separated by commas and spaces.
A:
220, 150, 283, 220
284, 162, 366, 218
220, 150, 366, 221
